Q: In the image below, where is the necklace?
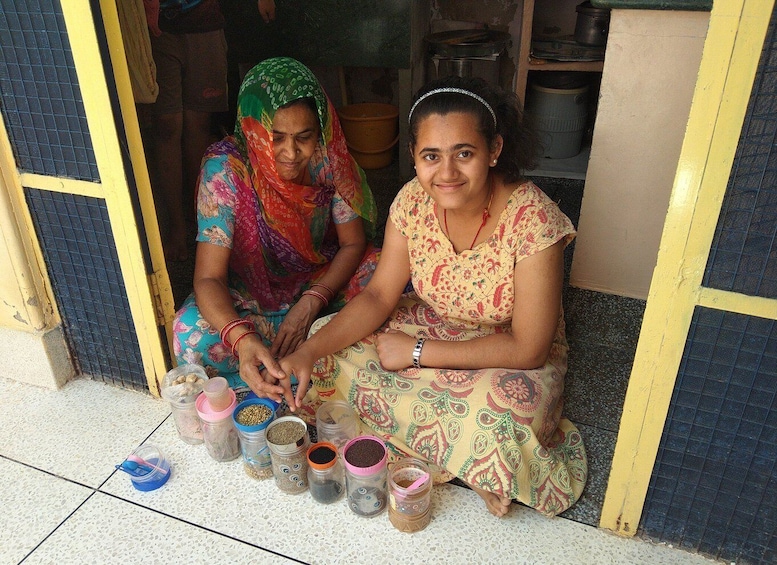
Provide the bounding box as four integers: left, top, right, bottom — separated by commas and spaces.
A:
443, 180, 494, 251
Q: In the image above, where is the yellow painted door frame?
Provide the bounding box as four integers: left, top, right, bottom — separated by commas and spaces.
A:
1, 1, 176, 394
600, 0, 777, 535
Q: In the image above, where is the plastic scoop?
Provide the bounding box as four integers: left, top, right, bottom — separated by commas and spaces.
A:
203, 376, 231, 412
126, 453, 168, 474
392, 472, 430, 502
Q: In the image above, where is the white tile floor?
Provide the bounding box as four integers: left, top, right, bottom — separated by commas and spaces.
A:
0, 377, 718, 565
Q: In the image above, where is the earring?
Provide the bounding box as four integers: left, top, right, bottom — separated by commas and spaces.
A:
492, 159, 498, 165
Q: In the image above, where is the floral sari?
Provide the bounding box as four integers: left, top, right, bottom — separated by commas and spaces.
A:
174, 57, 378, 386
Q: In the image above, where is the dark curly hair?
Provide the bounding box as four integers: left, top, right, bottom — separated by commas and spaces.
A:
408, 76, 539, 183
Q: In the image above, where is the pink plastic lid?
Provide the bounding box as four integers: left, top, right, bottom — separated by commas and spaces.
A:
196, 387, 236, 422
202, 376, 232, 412
342, 435, 387, 477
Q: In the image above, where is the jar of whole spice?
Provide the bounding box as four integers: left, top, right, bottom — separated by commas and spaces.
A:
232, 397, 277, 480
307, 442, 345, 504
341, 435, 388, 517
160, 364, 208, 445
266, 415, 310, 494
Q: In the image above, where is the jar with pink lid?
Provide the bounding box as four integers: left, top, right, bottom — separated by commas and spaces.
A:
341, 435, 388, 517
195, 377, 239, 462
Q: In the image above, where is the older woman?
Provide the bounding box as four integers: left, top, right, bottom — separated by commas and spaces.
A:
173, 57, 378, 394
280, 76, 587, 518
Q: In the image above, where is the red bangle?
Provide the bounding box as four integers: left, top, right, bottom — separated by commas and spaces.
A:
220, 318, 252, 347
231, 330, 258, 357
310, 282, 335, 299
302, 289, 329, 308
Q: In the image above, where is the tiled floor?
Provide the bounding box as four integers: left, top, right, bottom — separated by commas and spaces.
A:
0, 376, 718, 565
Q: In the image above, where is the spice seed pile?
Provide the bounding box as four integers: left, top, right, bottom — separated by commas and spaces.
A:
268, 421, 305, 444
236, 404, 273, 426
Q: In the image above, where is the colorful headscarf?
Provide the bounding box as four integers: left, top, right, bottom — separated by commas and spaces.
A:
229, 57, 376, 310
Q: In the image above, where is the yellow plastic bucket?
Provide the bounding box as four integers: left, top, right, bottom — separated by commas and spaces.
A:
338, 103, 399, 169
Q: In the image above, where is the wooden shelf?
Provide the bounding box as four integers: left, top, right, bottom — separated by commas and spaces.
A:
515, 0, 605, 107
527, 58, 604, 72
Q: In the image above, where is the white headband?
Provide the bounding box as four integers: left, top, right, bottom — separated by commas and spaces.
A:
408, 87, 497, 127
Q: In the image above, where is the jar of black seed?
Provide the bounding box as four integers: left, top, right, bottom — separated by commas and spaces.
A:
306, 442, 345, 504
341, 435, 388, 517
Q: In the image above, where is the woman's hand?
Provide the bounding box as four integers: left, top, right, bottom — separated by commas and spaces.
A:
376, 329, 416, 371
271, 296, 320, 358
236, 333, 288, 403
278, 346, 318, 411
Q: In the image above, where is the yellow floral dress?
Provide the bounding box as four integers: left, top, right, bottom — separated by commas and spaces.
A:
310, 178, 587, 515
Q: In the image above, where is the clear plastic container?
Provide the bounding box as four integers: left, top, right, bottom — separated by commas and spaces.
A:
342, 435, 388, 517
316, 400, 360, 453
196, 387, 240, 462
388, 458, 432, 532
307, 442, 345, 504
232, 398, 277, 480
126, 444, 172, 491
160, 364, 208, 445
266, 416, 310, 494
202, 376, 232, 412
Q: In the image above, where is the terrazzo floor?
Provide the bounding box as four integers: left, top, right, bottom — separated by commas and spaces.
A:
60, 158, 719, 564
0, 376, 718, 565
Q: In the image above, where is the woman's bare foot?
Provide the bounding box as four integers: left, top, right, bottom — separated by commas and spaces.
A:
470, 484, 512, 517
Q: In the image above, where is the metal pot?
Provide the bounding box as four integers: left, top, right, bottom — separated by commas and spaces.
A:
574, 2, 610, 47
425, 29, 511, 59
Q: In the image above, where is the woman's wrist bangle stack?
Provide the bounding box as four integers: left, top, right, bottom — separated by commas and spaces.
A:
231, 330, 258, 357
302, 289, 329, 308
310, 282, 334, 299
412, 337, 426, 369
220, 318, 253, 348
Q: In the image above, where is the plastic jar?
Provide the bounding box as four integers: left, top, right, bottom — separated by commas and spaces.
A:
388, 458, 432, 532
342, 435, 388, 517
266, 415, 310, 494
160, 364, 208, 445
316, 400, 361, 453
306, 442, 345, 504
126, 444, 172, 491
232, 397, 277, 480
195, 387, 240, 462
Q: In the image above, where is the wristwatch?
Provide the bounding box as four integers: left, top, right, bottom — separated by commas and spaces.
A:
412, 337, 426, 369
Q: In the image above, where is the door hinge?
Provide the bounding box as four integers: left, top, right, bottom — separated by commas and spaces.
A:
148, 270, 172, 327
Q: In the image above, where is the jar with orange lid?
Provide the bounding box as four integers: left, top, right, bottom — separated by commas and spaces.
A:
306, 442, 345, 504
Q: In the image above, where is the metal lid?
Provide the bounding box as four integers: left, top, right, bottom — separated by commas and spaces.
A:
425, 29, 511, 58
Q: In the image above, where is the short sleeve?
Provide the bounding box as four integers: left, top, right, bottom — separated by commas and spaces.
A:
195, 152, 237, 249
389, 179, 426, 239
507, 182, 576, 261
331, 191, 359, 224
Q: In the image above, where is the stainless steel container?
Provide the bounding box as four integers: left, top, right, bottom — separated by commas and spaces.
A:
425, 29, 511, 87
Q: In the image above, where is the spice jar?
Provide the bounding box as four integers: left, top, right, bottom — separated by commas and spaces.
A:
341, 435, 388, 517
316, 400, 361, 453
388, 458, 432, 533
160, 364, 208, 445
306, 442, 345, 504
195, 386, 240, 462
232, 398, 277, 480
266, 415, 310, 494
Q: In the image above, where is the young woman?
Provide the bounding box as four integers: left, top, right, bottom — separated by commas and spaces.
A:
279, 76, 587, 517
173, 57, 378, 392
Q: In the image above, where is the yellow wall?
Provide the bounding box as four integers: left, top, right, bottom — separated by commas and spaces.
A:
570, 9, 710, 299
